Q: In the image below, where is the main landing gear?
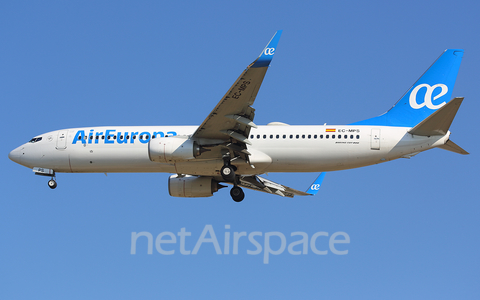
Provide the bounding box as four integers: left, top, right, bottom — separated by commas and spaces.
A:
221, 159, 244, 202
230, 186, 245, 202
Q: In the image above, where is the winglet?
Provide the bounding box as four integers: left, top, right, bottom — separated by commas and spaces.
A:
251, 30, 283, 68
306, 172, 326, 195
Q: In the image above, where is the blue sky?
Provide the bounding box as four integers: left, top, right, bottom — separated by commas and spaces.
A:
1, 1, 479, 299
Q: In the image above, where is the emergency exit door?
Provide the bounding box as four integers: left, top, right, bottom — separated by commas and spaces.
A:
371, 128, 380, 150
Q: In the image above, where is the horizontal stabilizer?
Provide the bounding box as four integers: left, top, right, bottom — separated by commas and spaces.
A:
438, 139, 469, 155
408, 97, 463, 136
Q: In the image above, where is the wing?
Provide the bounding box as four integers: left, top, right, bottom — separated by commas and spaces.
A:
237, 175, 310, 198
192, 31, 282, 156
231, 173, 326, 198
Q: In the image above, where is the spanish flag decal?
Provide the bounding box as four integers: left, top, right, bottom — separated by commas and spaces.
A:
325, 128, 336, 132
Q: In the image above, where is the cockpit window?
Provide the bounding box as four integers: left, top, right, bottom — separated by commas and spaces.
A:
29, 137, 42, 143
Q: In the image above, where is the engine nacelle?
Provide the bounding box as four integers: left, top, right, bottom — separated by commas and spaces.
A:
148, 136, 200, 162
168, 175, 223, 198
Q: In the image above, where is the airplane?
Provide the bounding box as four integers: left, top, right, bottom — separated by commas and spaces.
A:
8, 30, 468, 202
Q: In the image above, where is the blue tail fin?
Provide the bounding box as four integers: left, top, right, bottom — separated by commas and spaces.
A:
352, 49, 464, 127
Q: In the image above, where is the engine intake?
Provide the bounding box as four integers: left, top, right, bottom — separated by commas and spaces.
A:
168, 175, 224, 198
148, 136, 200, 162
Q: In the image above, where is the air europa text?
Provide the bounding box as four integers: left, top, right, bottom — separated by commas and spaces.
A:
72, 129, 178, 145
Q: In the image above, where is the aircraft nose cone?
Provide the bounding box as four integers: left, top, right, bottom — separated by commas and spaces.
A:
8, 147, 23, 164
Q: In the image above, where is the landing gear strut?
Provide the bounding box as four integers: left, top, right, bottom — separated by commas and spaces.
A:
221, 165, 235, 182
221, 156, 236, 182
221, 156, 243, 201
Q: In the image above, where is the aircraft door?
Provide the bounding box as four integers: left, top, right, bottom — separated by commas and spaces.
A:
370, 128, 380, 150
56, 130, 68, 150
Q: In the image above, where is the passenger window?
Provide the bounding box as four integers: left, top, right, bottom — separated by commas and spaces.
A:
270, 135, 273, 139
326, 135, 329, 139
338, 135, 341, 139
250, 135, 254, 139
283, 135, 286, 139
257, 135, 260, 139
296, 135, 299, 139
350, 135, 353, 139
356, 135, 360, 139
308, 135, 311, 139
332, 135, 335, 139
263, 135, 266, 139
276, 135, 279, 139
290, 135, 293, 139
302, 135, 305, 139
320, 135, 323, 139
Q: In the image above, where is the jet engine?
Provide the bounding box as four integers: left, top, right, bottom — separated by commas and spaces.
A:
168, 175, 225, 198
148, 136, 200, 162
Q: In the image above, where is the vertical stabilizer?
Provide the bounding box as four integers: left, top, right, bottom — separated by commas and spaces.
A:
352, 49, 464, 127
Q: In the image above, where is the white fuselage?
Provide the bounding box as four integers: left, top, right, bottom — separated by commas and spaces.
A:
9, 124, 449, 176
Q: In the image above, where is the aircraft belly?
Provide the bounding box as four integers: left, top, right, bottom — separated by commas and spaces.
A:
258, 136, 400, 172
174, 160, 223, 176
67, 145, 176, 173
386, 134, 448, 158
260, 144, 363, 172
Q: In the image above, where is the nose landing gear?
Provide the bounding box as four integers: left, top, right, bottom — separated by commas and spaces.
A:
32, 167, 57, 189
48, 179, 57, 189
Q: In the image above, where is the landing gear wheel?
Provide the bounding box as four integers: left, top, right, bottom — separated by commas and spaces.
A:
221, 165, 235, 182
230, 186, 244, 202
48, 179, 57, 189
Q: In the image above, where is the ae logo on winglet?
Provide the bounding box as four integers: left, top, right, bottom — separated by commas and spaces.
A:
263, 48, 275, 55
